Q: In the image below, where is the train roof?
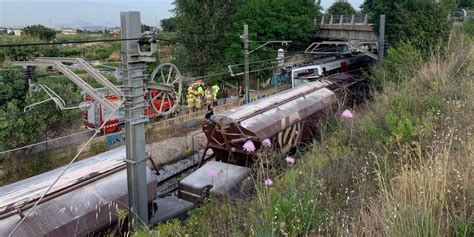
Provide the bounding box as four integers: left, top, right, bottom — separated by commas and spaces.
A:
0, 146, 126, 213
213, 81, 336, 139
0, 146, 157, 236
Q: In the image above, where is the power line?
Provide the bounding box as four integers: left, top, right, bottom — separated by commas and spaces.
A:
0, 38, 142, 48
0, 36, 244, 51
0, 130, 93, 156
0, 36, 280, 53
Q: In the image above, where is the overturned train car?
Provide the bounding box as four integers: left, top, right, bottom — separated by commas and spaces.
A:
202, 73, 365, 166
203, 81, 335, 166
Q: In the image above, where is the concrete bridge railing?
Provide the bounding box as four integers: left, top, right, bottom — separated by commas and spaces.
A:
318, 14, 370, 26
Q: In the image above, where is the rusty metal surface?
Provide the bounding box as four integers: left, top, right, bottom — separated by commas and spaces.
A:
178, 161, 251, 203
203, 73, 365, 165
204, 81, 337, 165
0, 146, 157, 237
0, 146, 127, 214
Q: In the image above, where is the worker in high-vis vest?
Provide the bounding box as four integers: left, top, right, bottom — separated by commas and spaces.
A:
187, 92, 194, 113
194, 92, 202, 111
212, 84, 220, 105
205, 88, 213, 106
197, 85, 204, 99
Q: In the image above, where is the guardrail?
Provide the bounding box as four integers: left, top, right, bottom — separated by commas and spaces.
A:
318, 14, 369, 25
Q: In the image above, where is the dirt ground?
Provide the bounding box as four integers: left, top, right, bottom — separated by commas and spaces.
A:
146, 128, 207, 168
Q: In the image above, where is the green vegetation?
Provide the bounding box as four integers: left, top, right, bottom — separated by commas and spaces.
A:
224, 0, 320, 54
326, 1, 357, 15
173, 0, 243, 73
173, 0, 319, 78
0, 66, 81, 152
459, 0, 474, 9
160, 17, 178, 32
22, 24, 56, 41
0, 31, 122, 63
461, 19, 474, 36
362, 0, 454, 54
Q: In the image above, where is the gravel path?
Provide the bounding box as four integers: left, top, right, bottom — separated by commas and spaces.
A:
146, 129, 207, 168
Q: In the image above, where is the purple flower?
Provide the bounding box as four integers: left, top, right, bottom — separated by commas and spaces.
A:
243, 140, 256, 152
264, 179, 273, 187
208, 170, 218, 178
261, 138, 272, 148
285, 156, 295, 165
341, 109, 353, 119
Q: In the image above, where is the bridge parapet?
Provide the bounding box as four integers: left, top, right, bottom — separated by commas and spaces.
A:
315, 14, 377, 41
318, 14, 369, 26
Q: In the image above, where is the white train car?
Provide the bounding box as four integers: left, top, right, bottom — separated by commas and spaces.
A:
291, 55, 369, 88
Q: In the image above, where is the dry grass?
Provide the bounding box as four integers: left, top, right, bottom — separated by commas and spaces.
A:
336, 32, 474, 236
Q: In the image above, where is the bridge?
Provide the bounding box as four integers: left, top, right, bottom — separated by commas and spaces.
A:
316, 14, 377, 41
451, 9, 474, 25
306, 14, 380, 60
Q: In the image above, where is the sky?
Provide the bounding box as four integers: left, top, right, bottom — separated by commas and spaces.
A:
0, 0, 365, 28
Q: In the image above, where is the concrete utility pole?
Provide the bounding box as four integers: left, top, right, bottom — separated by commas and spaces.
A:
120, 11, 149, 230
378, 15, 386, 62
243, 24, 250, 104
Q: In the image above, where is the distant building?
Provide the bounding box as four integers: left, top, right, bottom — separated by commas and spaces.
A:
60, 28, 77, 35
1, 27, 23, 36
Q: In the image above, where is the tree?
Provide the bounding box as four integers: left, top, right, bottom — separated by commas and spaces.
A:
362, 0, 454, 54
22, 25, 56, 41
160, 17, 178, 32
459, 0, 474, 9
224, 0, 320, 56
173, 0, 244, 73
0, 67, 81, 152
141, 24, 152, 32
327, 1, 357, 15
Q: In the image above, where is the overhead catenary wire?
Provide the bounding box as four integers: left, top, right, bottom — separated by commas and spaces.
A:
0, 36, 281, 53
7, 100, 125, 237
0, 130, 93, 156
0, 37, 244, 51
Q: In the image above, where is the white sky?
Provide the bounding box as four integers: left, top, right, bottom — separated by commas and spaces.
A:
0, 0, 364, 28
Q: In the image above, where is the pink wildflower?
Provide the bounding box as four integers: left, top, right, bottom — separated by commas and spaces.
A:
285, 156, 295, 165
208, 170, 218, 178
264, 178, 273, 187
261, 138, 272, 148
243, 140, 256, 152
341, 109, 353, 119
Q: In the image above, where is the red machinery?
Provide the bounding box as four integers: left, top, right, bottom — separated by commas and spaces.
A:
82, 63, 183, 133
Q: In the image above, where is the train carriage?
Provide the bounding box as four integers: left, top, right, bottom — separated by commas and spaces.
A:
202, 81, 337, 166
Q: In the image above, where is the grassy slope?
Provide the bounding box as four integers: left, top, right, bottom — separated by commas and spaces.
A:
134, 32, 473, 237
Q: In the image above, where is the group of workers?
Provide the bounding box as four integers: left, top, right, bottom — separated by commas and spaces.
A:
186, 83, 220, 113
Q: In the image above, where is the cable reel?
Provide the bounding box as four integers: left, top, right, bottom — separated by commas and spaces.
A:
146, 63, 183, 116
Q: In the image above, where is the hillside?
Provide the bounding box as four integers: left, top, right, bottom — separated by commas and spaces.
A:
138, 31, 473, 236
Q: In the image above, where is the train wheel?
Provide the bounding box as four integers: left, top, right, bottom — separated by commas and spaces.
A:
147, 63, 183, 116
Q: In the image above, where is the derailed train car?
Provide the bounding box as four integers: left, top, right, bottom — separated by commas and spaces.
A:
202, 73, 364, 166
0, 147, 157, 237
180, 73, 365, 204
